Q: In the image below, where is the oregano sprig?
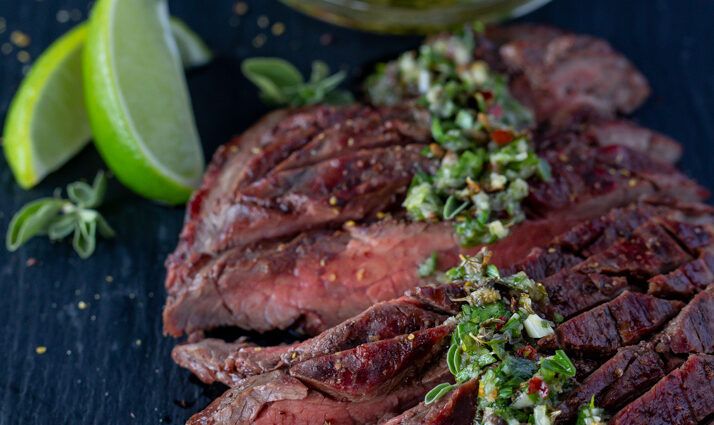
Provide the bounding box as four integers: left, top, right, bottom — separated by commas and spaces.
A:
241, 57, 354, 107
6, 171, 114, 259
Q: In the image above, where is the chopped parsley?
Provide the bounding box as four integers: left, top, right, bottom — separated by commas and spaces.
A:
367, 24, 550, 247
425, 249, 577, 425
576, 397, 608, 425
417, 252, 438, 278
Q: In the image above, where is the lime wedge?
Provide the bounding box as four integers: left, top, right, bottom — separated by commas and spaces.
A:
3, 24, 90, 189
170, 17, 213, 69
84, 0, 204, 204
2, 17, 210, 191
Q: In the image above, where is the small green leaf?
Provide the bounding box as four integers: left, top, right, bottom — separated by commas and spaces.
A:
96, 215, 115, 239
67, 181, 94, 206
447, 342, 460, 375
242, 57, 304, 105
424, 382, 455, 404
417, 252, 438, 278
6, 199, 65, 251
443, 195, 469, 220
310, 60, 330, 83
73, 219, 97, 259
321, 89, 354, 105
47, 213, 79, 241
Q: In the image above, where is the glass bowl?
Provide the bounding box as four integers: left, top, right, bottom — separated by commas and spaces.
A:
280, 0, 552, 34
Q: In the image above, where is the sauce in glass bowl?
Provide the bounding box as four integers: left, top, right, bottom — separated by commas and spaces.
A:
280, 0, 551, 34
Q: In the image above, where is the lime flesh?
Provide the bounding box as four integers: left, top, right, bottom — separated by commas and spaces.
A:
84, 0, 204, 204
3, 24, 90, 188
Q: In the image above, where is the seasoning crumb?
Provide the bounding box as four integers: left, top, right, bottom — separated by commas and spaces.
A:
327, 273, 337, 282
1, 42, 11, 55
135, 339, 142, 346
10, 30, 31, 48
17, 50, 31, 63
25, 258, 37, 267
56, 9, 70, 23
77, 301, 87, 310
271, 22, 285, 36
257, 15, 269, 29
320, 33, 334, 46
128, 292, 136, 300
250, 146, 262, 154
356, 268, 365, 281
253, 347, 262, 352
376, 211, 386, 219
70, 9, 82, 21
628, 178, 638, 187
66, 350, 72, 356
252, 34, 267, 48
233, 1, 248, 15
291, 352, 297, 359
35, 346, 47, 354
345, 220, 355, 227
105, 275, 113, 282
407, 333, 415, 340
329, 196, 338, 206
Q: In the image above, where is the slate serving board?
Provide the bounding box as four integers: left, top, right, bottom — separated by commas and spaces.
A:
0, 0, 712, 424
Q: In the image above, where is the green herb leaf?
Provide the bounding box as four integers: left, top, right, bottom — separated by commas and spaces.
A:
73, 219, 96, 259
6, 172, 113, 258
241, 58, 304, 105
443, 195, 469, 220
47, 213, 78, 241
540, 349, 576, 379
417, 252, 438, 278
6, 199, 65, 251
424, 382, 455, 404
242, 58, 353, 107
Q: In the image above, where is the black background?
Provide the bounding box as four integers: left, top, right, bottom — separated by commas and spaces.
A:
0, 0, 712, 424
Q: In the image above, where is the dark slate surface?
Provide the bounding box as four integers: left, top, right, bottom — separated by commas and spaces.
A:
0, 0, 712, 424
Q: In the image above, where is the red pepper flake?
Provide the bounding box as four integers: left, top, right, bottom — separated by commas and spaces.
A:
491, 129, 513, 145
517, 345, 537, 360
487, 104, 503, 120
527, 377, 549, 398
479, 90, 494, 101
494, 315, 509, 331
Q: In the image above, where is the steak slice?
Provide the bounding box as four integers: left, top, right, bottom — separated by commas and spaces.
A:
611, 354, 714, 425
164, 142, 707, 337
173, 293, 451, 386
495, 26, 650, 127
658, 287, 714, 355
541, 291, 682, 357
186, 357, 452, 425
288, 324, 453, 401
555, 342, 665, 424
648, 252, 714, 298
382, 379, 479, 425
537, 120, 683, 165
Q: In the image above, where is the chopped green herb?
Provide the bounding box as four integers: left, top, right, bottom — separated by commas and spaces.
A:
424, 249, 576, 424
242, 58, 353, 107
576, 396, 609, 425
368, 25, 550, 248
417, 252, 438, 278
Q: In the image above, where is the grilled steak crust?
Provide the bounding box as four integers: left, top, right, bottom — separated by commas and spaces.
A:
177, 199, 714, 425
163, 140, 706, 337
383, 378, 480, 425
610, 354, 714, 425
